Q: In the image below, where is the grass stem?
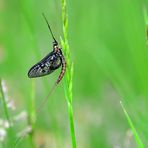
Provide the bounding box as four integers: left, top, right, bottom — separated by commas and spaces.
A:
61, 0, 77, 147
0, 79, 11, 123
120, 101, 144, 148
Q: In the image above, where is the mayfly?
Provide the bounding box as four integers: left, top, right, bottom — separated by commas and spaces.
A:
28, 13, 66, 111
15, 14, 66, 148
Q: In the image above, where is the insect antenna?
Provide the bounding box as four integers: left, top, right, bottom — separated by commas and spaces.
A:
42, 13, 58, 44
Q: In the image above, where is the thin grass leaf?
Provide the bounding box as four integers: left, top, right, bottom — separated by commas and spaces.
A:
61, 0, 77, 147
120, 101, 144, 148
28, 80, 36, 126
0, 79, 11, 123
143, 6, 148, 44
28, 80, 36, 148
0, 79, 16, 146
14, 80, 36, 147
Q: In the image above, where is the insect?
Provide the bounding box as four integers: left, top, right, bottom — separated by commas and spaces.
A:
15, 14, 66, 147
28, 13, 66, 84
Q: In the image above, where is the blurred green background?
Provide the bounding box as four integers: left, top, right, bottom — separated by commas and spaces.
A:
0, 0, 148, 147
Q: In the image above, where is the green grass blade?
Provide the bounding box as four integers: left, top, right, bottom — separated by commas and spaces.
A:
120, 101, 144, 148
28, 80, 36, 148
0, 79, 16, 146
61, 0, 77, 147
0, 79, 11, 123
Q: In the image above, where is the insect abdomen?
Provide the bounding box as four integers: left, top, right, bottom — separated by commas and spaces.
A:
56, 55, 66, 84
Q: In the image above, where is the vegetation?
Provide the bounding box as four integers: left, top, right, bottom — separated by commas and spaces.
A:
0, 0, 148, 147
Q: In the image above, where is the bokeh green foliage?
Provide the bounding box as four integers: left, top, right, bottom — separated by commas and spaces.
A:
0, 0, 148, 147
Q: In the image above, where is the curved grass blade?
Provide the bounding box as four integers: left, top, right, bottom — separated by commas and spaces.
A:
120, 101, 144, 148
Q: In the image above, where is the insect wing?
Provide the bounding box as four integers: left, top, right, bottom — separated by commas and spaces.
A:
28, 51, 61, 78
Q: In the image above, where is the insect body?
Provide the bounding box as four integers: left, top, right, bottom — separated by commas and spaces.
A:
28, 14, 66, 84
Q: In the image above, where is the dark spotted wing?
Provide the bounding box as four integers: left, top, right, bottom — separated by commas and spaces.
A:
28, 51, 61, 78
